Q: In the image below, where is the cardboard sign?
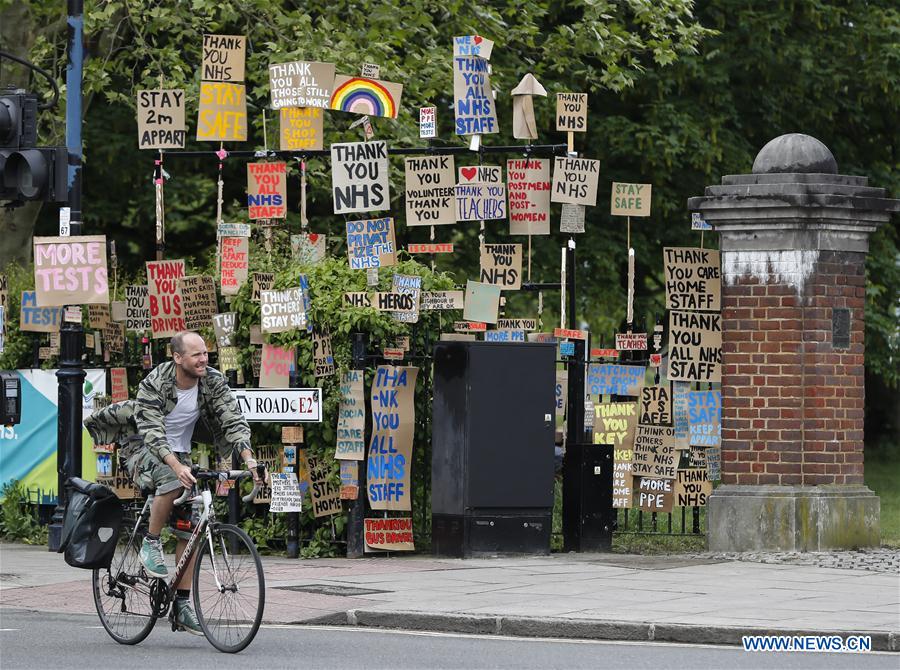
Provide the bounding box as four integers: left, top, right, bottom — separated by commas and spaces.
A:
663, 248, 721, 311
691, 212, 712, 230
178, 275, 217, 331
331, 141, 390, 214
212, 312, 237, 346
506, 158, 551, 235
103, 322, 125, 354
455, 183, 506, 221
247, 162, 287, 219
279, 106, 324, 151
312, 330, 335, 377
613, 447, 633, 509
554, 328, 588, 340
639, 385, 672, 425
269, 472, 303, 513
453, 35, 494, 60
282, 426, 304, 445
707, 446, 722, 482
340, 460, 359, 500
335, 370, 366, 460
462, 280, 500, 324
668, 311, 722, 383
196, 82, 246, 141
421, 291, 464, 311
346, 216, 397, 269
480, 243, 522, 290
251, 272, 274, 302
555, 370, 568, 418
408, 243, 454, 254
404, 156, 457, 226
201, 34, 245, 81
392, 274, 421, 323
611, 182, 652, 217
259, 344, 294, 388
586, 364, 645, 396
245, 445, 280, 503
675, 468, 711, 507
291, 233, 327, 264
616, 332, 647, 351
233, 388, 321, 422
261, 287, 307, 333
453, 321, 486, 332
136, 89, 186, 149
551, 156, 600, 206
496, 318, 536, 331
458, 165, 501, 184
484, 329, 525, 342
556, 93, 588, 132
110, 367, 128, 403
419, 106, 437, 138
635, 477, 674, 512
307, 454, 342, 517
673, 381, 691, 450
593, 402, 638, 447
88, 303, 111, 328
364, 517, 414, 552
632, 385, 678, 479
96, 474, 140, 500
343, 292, 372, 308
269, 60, 335, 109
591, 348, 619, 359
218, 346, 240, 374
559, 203, 585, 233
217, 222, 251, 238
453, 55, 498, 135
368, 366, 418, 511
146, 260, 185, 338
33, 235, 108, 306
330, 75, 403, 119
689, 390, 721, 447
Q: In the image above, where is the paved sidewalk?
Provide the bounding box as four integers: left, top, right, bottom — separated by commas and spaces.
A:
2, 542, 898, 650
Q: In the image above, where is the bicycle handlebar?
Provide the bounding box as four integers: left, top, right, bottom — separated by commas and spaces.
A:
173, 465, 267, 506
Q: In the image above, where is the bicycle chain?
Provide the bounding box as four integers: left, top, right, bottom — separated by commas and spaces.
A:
148, 578, 171, 617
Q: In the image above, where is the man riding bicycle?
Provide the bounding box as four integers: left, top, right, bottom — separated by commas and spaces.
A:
85, 330, 265, 635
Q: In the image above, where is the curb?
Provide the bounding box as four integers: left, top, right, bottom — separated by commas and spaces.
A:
303, 610, 900, 652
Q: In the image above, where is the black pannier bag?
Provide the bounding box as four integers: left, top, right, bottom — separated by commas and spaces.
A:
58, 477, 124, 569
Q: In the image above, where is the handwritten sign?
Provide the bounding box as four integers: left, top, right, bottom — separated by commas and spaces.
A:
109, 367, 128, 403
556, 93, 587, 132
663, 247, 721, 311
404, 156, 456, 226
251, 272, 274, 302
632, 385, 678, 480
484, 329, 525, 342
455, 183, 506, 221
335, 370, 366, 460
331, 141, 390, 214
593, 402, 638, 447
673, 381, 691, 450
551, 156, 600, 206
368, 366, 418, 511
496, 318, 536, 331
419, 106, 437, 138
124, 285, 149, 332
217, 222, 250, 238
346, 217, 396, 269
291, 233, 327, 264
707, 446, 721, 481
365, 517, 414, 552
259, 344, 294, 388
480, 243, 522, 290
330, 75, 403, 119
689, 390, 721, 447
103, 322, 125, 354
408, 243, 454, 254
668, 311, 722, 383
421, 291, 464, 310
453, 321, 486, 332
247, 162, 287, 219
613, 448, 633, 508
269, 60, 334, 109
178, 275, 217, 330
33, 235, 108, 306
559, 203, 585, 233
87, 304, 110, 328
691, 212, 712, 230
554, 328, 588, 340
261, 287, 307, 333
635, 477, 674, 512
201, 34, 245, 81
453, 35, 494, 60
269, 472, 303, 513
615, 332, 647, 351
136, 89, 185, 149
675, 468, 711, 507
507, 159, 550, 235
343, 292, 372, 308
453, 55, 497, 135
146, 259, 185, 338
586, 364, 645, 396
392, 274, 421, 323
196, 82, 246, 142
611, 182, 652, 217
307, 454, 342, 517
340, 460, 359, 500
218, 346, 240, 374
312, 330, 335, 377
220, 236, 249, 296
279, 107, 324, 151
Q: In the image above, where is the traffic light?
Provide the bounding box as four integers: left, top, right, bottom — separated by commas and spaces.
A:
0, 87, 68, 204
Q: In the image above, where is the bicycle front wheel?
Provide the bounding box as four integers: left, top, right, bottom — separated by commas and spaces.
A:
91, 531, 158, 644
193, 523, 265, 653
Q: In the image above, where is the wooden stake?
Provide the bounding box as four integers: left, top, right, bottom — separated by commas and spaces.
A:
300, 160, 308, 229
567, 131, 574, 154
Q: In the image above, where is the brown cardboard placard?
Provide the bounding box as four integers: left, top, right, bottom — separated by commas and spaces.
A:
663, 247, 721, 312
201, 34, 246, 82
33, 235, 109, 306
280, 107, 324, 151
124, 285, 150, 332
212, 312, 237, 347
556, 93, 588, 132
307, 454, 342, 517
343, 292, 372, 308
196, 82, 247, 142
612, 447, 633, 508
346, 217, 397, 269
667, 311, 722, 383
251, 272, 274, 302
136, 89, 186, 149
404, 155, 457, 226
364, 517, 414, 552
88, 303, 111, 329
639, 384, 672, 426
510, 74, 547, 141
507, 158, 551, 235
312, 330, 335, 378
146, 259, 186, 339
420, 291, 464, 311
331, 141, 390, 214
632, 424, 679, 480
592, 401, 638, 447
480, 243, 522, 290
247, 162, 287, 219
260, 287, 307, 333
217, 346, 240, 377
335, 370, 366, 460
674, 468, 712, 507
551, 156, 600, 206
96, 474, 140, 500
559, 203, 585, 233
103, 321, 125, 354
259, 344, 294, 388
611, 182, 652, 217
282, 426, 304, 444
368, 366, 418, 511
329, 75, 403, 119
635, 476, 674, 512
249, 445, 282, 503
178, 275, 217, 331
291, 233, 327, 264
453, 55, 498, 135
269, 60, 335, 109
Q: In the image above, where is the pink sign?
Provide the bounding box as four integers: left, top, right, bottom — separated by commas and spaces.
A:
33, 235, 109, 306
146, 259, 186, 338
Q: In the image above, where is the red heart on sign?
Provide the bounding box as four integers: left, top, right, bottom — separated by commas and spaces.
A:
474, 35, 483, 44
461, 167, 477, 181
308, 234, 320, 243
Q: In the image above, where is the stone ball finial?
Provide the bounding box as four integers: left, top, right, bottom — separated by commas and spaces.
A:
751, 133, 838, 174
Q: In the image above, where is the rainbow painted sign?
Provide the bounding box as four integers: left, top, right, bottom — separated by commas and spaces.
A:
330, 75, 403, 119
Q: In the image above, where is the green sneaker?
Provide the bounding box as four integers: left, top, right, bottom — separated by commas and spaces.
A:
139, 536, 168, 578
175, 598, 204, 636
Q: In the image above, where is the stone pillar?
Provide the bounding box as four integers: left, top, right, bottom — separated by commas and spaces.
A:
688, 134, 899, 552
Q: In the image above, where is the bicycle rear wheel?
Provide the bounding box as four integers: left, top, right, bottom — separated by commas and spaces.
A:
193, 523, 265, 653
91, 528, 158, 644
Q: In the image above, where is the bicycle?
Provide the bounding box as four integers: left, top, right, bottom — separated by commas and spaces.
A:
91, 466, 266, 653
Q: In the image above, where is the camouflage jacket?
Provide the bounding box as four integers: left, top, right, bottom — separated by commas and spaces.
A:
84, 362, 252, 462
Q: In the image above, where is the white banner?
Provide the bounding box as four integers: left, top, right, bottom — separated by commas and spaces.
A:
233, 388, 322, 422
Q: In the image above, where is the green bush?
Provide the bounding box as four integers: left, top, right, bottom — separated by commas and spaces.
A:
0, 480, 48, 545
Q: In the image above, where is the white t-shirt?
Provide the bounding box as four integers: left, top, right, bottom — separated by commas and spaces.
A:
165, 384, 200, 454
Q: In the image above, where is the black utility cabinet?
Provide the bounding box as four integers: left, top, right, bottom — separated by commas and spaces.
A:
431, 341, 556, 557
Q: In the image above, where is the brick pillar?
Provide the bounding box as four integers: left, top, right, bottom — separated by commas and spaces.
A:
688, 134, 898, 552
